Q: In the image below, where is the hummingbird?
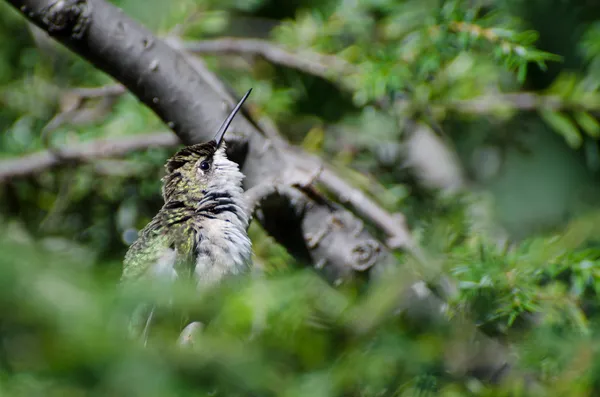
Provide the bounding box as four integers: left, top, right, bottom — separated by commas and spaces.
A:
121, 89, 253, 341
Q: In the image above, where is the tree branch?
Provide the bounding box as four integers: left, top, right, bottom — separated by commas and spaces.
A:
0, 132, 179, 181
183, 38, 357, 84
68, 84, 126, 98
438, 93, 600, 114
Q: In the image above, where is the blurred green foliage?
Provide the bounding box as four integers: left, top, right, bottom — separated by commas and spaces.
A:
2, 0, 600, 395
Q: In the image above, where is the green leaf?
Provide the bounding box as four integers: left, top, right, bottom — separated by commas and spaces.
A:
545, 73, 579, 97
574, 111, 600, 138
539, 110, 583, 148
517, 63, 527, 83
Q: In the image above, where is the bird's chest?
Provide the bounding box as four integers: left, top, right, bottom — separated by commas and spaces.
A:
191, 219, 252, 285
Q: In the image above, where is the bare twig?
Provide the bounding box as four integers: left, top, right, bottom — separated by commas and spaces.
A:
42, 95, 120, 147
183, 38, 358, 83
68, 84, 126, 98
436, 92, 600, 114
0, 132, 179, 181
40, 84, 127, 155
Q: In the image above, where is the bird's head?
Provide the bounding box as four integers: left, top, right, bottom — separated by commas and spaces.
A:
161, 89, 252, 203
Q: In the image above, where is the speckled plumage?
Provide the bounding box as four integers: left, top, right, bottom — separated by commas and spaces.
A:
121, 141, 252, 287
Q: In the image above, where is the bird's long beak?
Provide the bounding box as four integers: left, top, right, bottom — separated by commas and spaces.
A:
214, 88, 252, 148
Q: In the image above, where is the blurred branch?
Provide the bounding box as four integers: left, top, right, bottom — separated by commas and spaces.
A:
436, 93, 600, 114
68, 84, 126, 98
183, 38, 357, 83
40, 85, 127, 154
42, 94, 121, 150
0, 132, 179, 181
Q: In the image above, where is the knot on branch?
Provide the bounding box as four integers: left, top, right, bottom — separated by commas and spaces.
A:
325, 211, 382, 273
42, 0, 91, 39
350, 240, 381, 271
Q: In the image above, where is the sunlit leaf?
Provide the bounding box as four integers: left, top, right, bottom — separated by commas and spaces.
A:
539, 110, 583, 148
574, 111, 600, 138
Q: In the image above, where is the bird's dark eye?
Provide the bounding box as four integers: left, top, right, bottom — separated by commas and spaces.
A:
199, 161, 210, 171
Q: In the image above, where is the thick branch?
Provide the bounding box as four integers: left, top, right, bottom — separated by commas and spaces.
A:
7, 0, 248, 146
0, 132, 178, 181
